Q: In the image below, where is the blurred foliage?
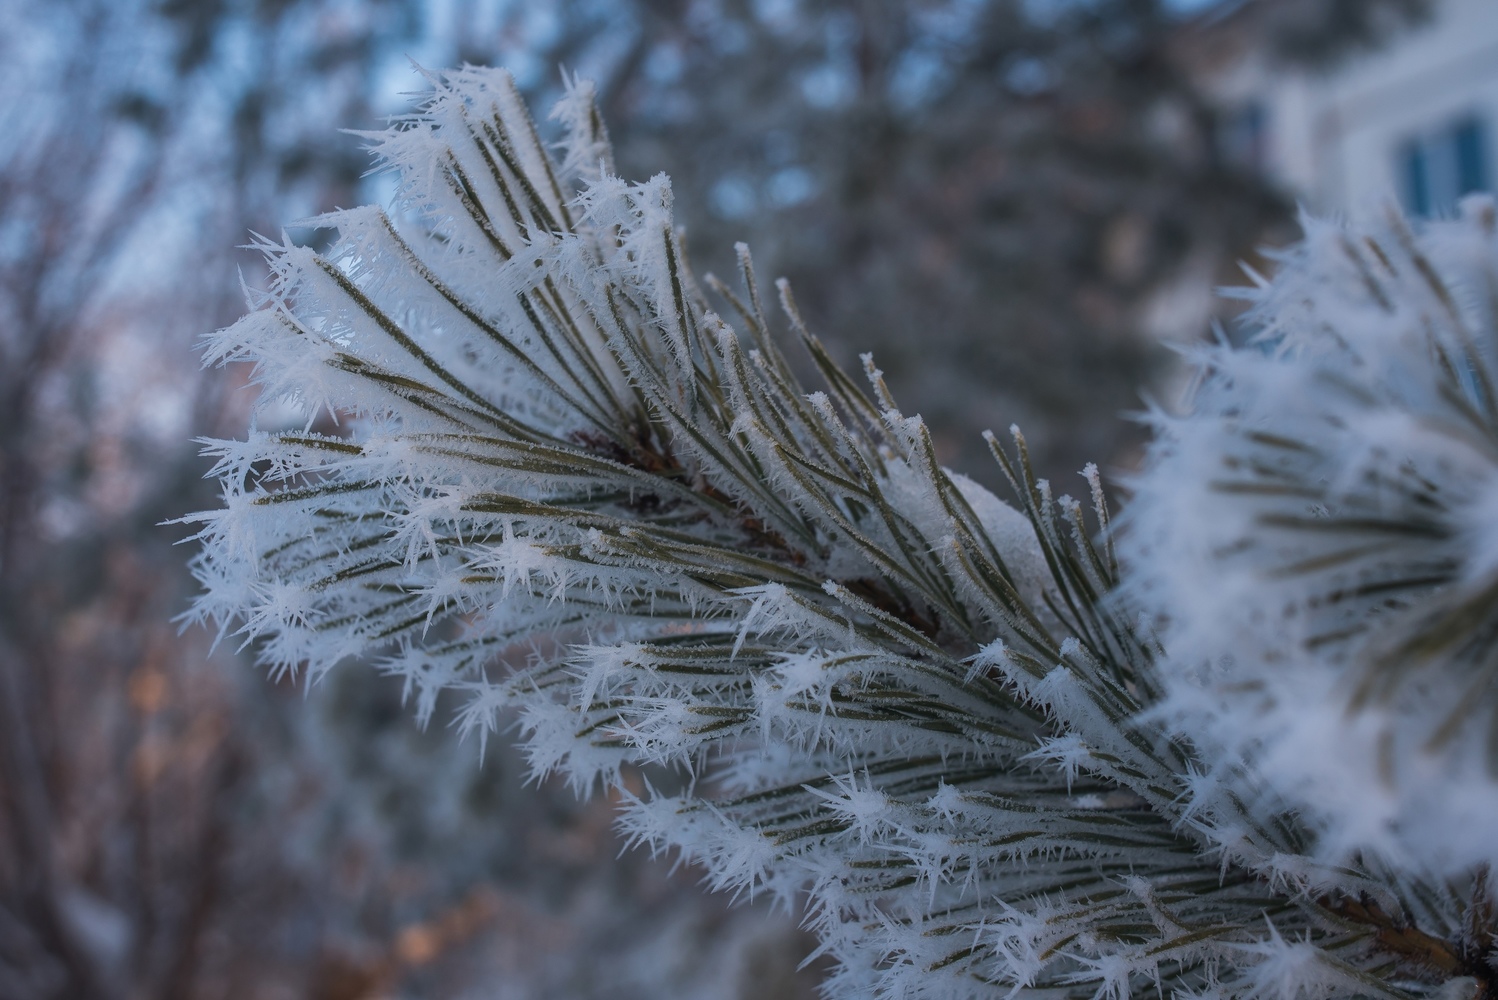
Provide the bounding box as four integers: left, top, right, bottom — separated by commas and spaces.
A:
481, 0, 1428, 481
1263, 0, 1432, 64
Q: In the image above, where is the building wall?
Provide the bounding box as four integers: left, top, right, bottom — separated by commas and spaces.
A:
1203, 0, 1498, 217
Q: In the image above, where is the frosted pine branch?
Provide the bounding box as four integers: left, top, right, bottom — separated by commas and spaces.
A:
1122, 197, 1498, 884
182, 67, 1496, 999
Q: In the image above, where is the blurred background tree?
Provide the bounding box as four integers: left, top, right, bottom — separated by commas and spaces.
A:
483, 0, 1430, 479
0, 0, 1431, 997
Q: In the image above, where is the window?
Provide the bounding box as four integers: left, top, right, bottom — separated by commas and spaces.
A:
1400, 115, 1490, 216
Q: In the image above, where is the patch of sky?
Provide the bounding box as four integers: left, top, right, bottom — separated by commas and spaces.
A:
690, 4, 750, 55
0, 215, 30, 267
801, 63, 856, 109
908, 0, 989, 46
800, 8, 862, 110
710, 175, 758, 220
644, 41, 685, 85
502, 3, 562, 90
767, 166, 816, 208
751, 0, 800, 34
0, 16, 77, 166
210, 14, 257, 87
367, 170, 402, 224
890, 47, 951, 111
373, 54, 433, 116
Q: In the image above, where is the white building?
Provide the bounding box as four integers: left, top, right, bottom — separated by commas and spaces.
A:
1186, 0, 1498, 217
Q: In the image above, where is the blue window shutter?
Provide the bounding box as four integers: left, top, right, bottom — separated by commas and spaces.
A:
1402, 139, 1431, 216
1455, 117, 1488, 195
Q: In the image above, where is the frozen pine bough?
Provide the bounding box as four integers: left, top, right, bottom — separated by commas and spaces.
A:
183, 67, 1497, 999
1122, 199, 1498, 897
